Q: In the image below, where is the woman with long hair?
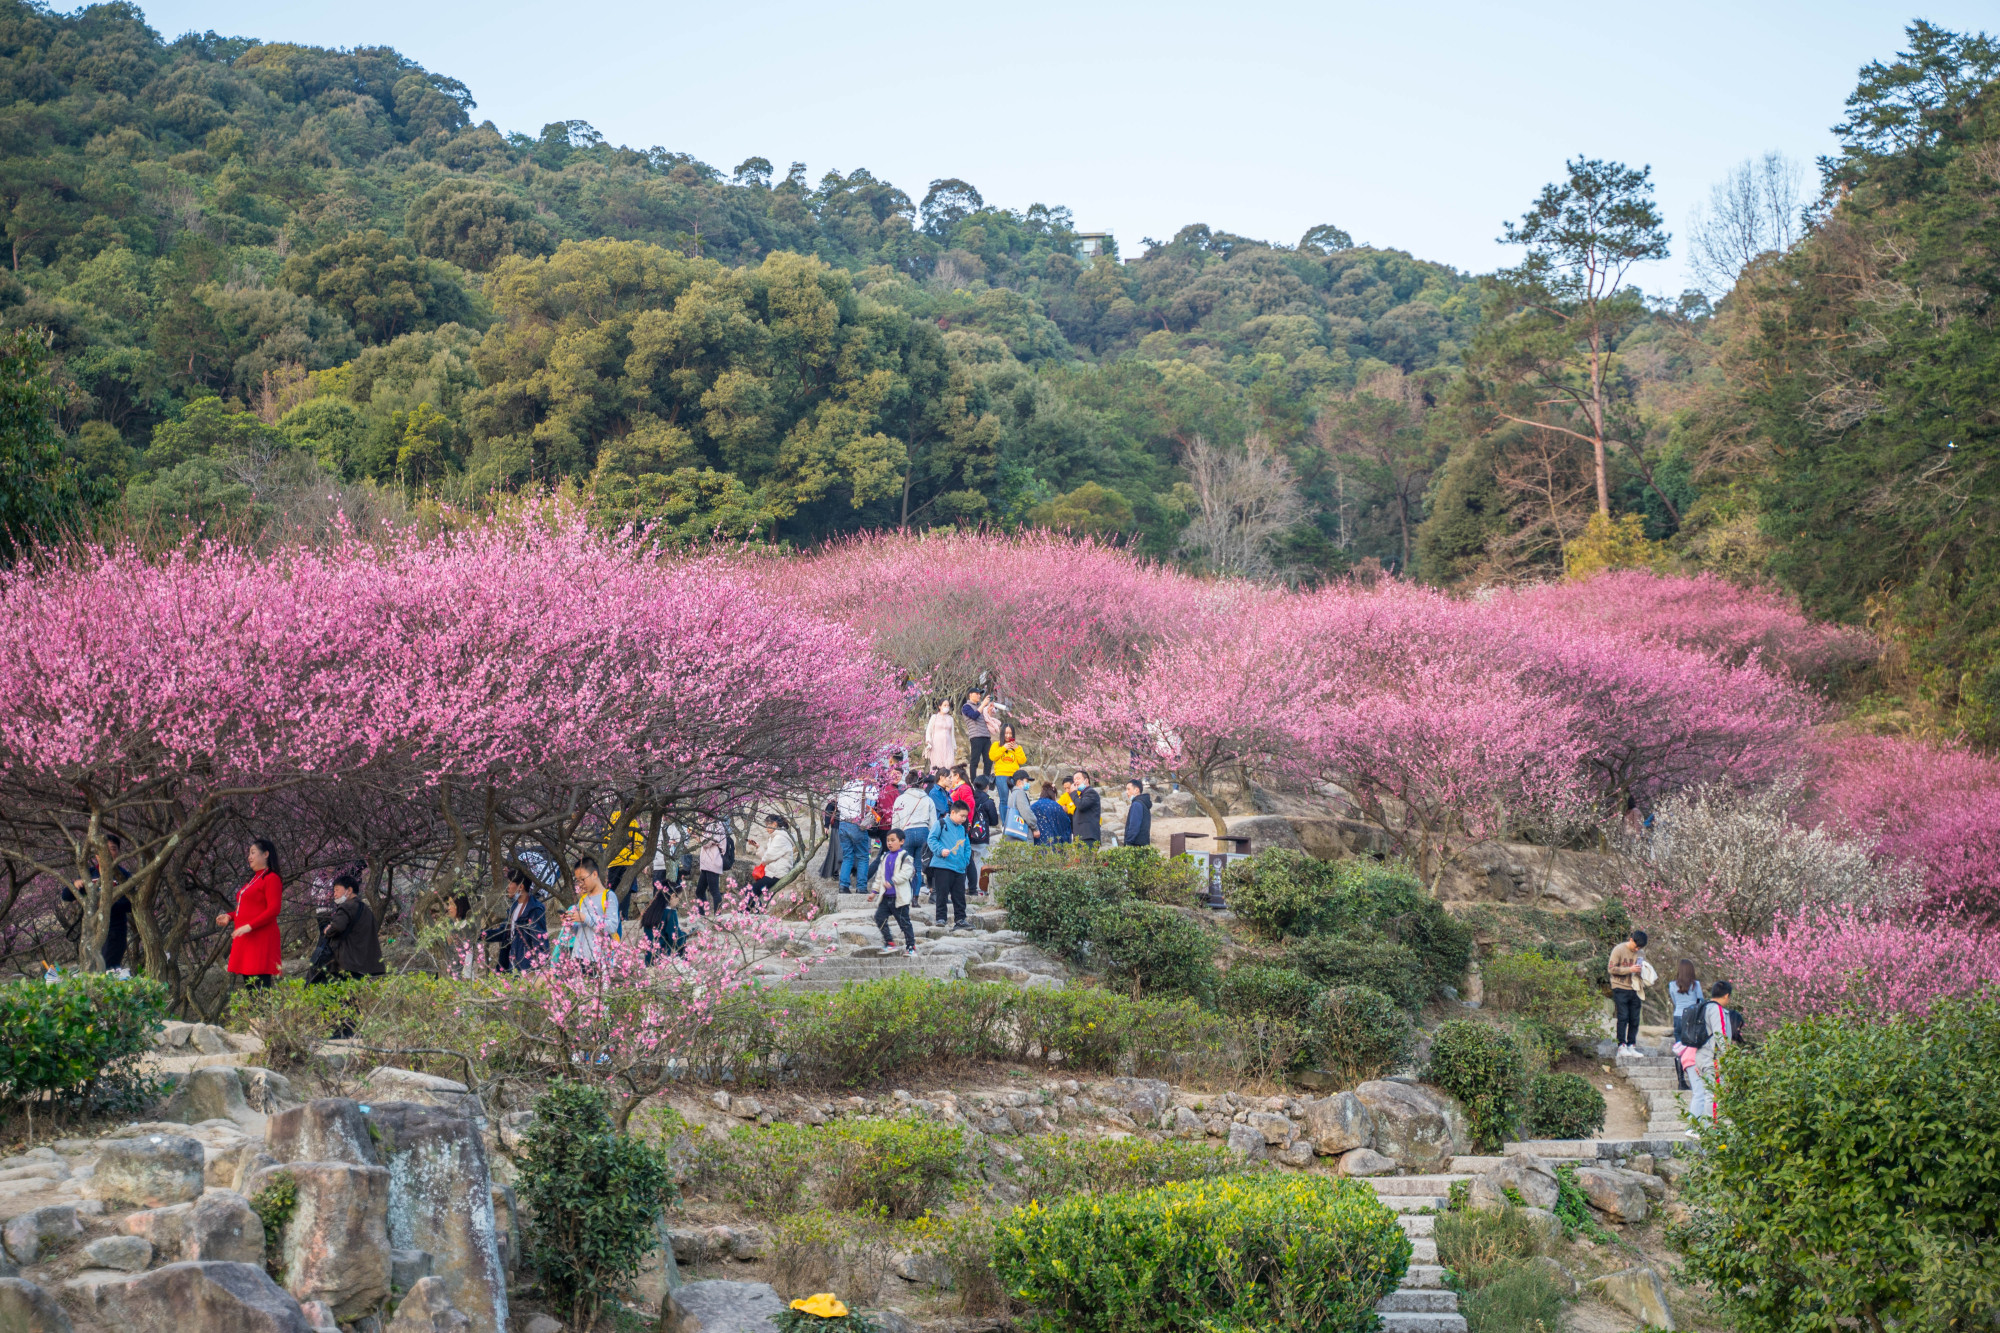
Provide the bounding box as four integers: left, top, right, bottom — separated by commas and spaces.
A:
924, 698, 957, 771
217, 838, 284, 990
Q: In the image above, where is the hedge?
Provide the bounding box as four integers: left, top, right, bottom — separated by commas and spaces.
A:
0, 974, 167, 1116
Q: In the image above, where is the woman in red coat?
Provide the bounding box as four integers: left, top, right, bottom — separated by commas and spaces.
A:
217, 838, 284, 988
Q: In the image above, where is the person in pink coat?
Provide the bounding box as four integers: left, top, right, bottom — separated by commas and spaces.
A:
924, 698, 957, 770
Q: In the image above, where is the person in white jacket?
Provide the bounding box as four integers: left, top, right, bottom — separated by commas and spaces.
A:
890, 769, 939, 879
870, 830, 919, 954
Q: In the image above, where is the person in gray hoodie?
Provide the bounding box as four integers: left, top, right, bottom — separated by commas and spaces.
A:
1006, 770, 1038, 841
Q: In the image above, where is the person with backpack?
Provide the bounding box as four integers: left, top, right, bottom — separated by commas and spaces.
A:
1607, 928, 1649, 1054
639, 878, 687, 960
870, 829, 919, 954
969, 777, 999, 895
1682, 979, 1734, 1121
1070, 771, 1102, 846
928, 802, 974, 929
1005, 767, 1038, 841
565, 857, 622, 967
891, 769, 939, 869
1668, 959, 1704, 1089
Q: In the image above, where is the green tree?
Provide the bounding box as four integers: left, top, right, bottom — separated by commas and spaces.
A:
280, 231, 475, 343
406, 181, 553, 272
0, 328, 72, 557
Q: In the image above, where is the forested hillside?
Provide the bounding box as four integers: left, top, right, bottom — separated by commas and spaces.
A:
0, 3, 1993, 740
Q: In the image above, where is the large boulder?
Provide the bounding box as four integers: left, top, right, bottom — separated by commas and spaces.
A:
0, 1277, 71, 1332
1571, 1166, 1650, 1223
266, 1100, 379, 1168
1299, 1092, 1374, 1156
368, 1103, 508, 1333
1588, 1265, 1674, 1327
70, 1261, 312, 1333
1469, 1153, 1559, 1211
159, 1068, 295, 1135
1224, 1122, 1268, 1162
2, 1207, 80, 1265
120, 1203, 194, 1255
360, 1069, 477, 1115
85, 1134, 206, 1208
1092, 1078, 1173, 1127
660, 1279, 786, 1332
80, 1236, 152, 1272
1352, 1081, 1468, 1173
184, 1190, 266, 1265
244, 1163, 391, 1320
383, 1275, 471, 1332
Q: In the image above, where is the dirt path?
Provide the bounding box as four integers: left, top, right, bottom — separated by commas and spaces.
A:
1565, 1057, 1648, 1140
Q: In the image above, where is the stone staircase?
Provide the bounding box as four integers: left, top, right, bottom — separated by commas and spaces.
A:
759, 951, 966, 992
1618, 1046, 1694, 1139
1367, 1175, 1471, 1332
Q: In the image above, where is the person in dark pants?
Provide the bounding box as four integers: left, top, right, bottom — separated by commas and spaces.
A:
1122, 780, 1153, 848
1069, 771, 1102, 846
928, 802, 973, 929
63, 834, 133, 970
1608, 928, 1649, 1054
485, 867, 549, 971
871, 830, 919, 954
321, 875, 385, 979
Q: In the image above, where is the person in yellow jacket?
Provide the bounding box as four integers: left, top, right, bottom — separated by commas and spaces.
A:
604, 811, 647, 916
1057, 774, 1077, 816
988, 724, 1027, 813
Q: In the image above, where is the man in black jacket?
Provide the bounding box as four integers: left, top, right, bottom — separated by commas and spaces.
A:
322, 875, 385, 979
485, 867, 550, 971
1123, 780, 1153, 847
1070, 771, 1102, 846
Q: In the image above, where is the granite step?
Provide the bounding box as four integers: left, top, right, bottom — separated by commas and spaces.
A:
1398, 1215, 1436, 1237
1407, 1236, 1437, 1264
1449, 1155, 1506, 1174
1376, 1314, 1465, 1332
1376, 1195, 1449, 1213
1369, 1175, 1472, 1195
1402, 1264, 1447, 1289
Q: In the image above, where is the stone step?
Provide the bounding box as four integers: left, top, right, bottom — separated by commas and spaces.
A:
1449, 1155, 1506, 1174
1377, 1196, 1449, 1213
1376, 1314, 1465, 1333
1368, 1175, 1472, 1195
1380, 1289, 1461, 1314
1504, 1139, 1600, 1158
1398, 1215, 1436, 1238
1402, 1264, 1446, 1289
1408, 1237, 1437, 1264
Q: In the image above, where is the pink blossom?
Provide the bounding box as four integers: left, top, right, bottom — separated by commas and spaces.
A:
1717, 902, 2000, 1024
1805, 735, 2000, 917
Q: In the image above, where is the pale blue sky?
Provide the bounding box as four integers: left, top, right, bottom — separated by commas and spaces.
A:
137, 0, 1992, 291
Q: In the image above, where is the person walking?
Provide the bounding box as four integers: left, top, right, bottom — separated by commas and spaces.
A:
1070, 771, 1102, 847
1031, 782, 1072, 845
1685, 980, 1734, 1121
925, 770, 951, 821
969, 777, 999, 895
217, 838, 284, 992
870, 829, 919, 954
962, 690, 994, 783
928, 802, 973, 929
925, 698, 957, 771
486, 867, 549, 971
892, 768, 939, 864
988, 724, 1026, 816
1608, 928, 1649, 1054
1006, 767, 1037, 841
1122, 779, 1153, 848
693, 826, 726, 914
321, 874, 385, 979
565, 857, 622, 967
1667, 960, 1704, 1090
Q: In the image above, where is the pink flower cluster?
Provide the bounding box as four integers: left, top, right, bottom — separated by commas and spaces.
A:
1806, 735, 2000, 917
1717, 902, 2000, 1025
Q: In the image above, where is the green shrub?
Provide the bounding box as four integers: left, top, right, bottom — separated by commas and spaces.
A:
228, 973, 519, 1083
1018, 1136, 1236, 1197
1224, 848, 1343, 940
994, 1173, 1411, 1333
1678, 995, 2000, 1332
0, 974, 166, 1119
1550, 1163, 1614, 1243
1425, 1021, 1525, 1152
823, 1118, 965, 1220
1310, 985, 1418, 1084
1286, 933, 1429, 1012
1225, 852, 1473, 997
1090, 901, 1217, 999
248, 1170, 297, 1278
1091, 845, 1204, 906
1459, 1263, 1569, 1333
1217, 964, 1322, 1020
1481, 951, 1601, 1033
690, 1123, 820, 1219
781, 974, 1013, 1087
998, 865, 1123, 961
773, 1305, 877, 1333
1506, 1016, 1571, 1073
517, 1081, 675, 1332
1526, 1071, 1605, 1139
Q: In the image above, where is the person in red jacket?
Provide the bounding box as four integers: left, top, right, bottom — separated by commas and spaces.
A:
217, 838, 284, 989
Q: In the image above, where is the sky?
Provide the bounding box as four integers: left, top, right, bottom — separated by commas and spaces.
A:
134, 0, 1996, 292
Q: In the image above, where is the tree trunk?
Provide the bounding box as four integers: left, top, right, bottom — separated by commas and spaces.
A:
1186, 780, 1231, 839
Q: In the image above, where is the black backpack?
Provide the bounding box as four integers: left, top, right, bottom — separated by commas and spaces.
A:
1683, 1000, 1729, 1049
968, 800, 991, 845
721, 835, 736, 871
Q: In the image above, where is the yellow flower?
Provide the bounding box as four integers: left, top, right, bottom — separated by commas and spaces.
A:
791, 1293, 849, 1318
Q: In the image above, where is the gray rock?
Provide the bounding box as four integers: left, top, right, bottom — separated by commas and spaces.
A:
159, 1068, 295, 1135
361, 1069, 476, 1115
1096, 1077, 1173, 1127
299, 1300, 339, 1333
1225, 1122, 1268, 1161
1169, 1105, 1204, 1137
1336, 1148, 1397, 1177
1530, 1255, 1578, 1296
2, 1207, 80, 1265
489, 1185, 518, 1276
1610, 1164, 1668, 1198
1571, 1166, 1650, 1223
384, 1275, 471, 1332
267, 1100, 380, 1168
725, 1227, 766, 1262
1655, 1156, 1691, 1185
1300, 1092, 1374, 1156
184, 1189, 265, 1265
390, 1249, 432, 1291
1353, 1081, 1468, 1173
244, 1161, 391, 1320
1516, 1206, 1564, 1245
368, 1102, 508, 1333
1588, 1265, 1674, 1327
1247, 1111, 1295, 1146
0, 1277, 71, 1332
80, 1235, 152, 1271
1020, 972, 1064, 991
862, 1311, 920, 1333
85, 1135, 206, 1209
119, 1203, 194, 1257
73, 1261, 312, 1333
519, 1318, 563, 1333
1274, 1140, 1317, 1169
966, 961, 1031, 984
1470, 1153, 1559, 1211
660, 1279, 786, 1332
